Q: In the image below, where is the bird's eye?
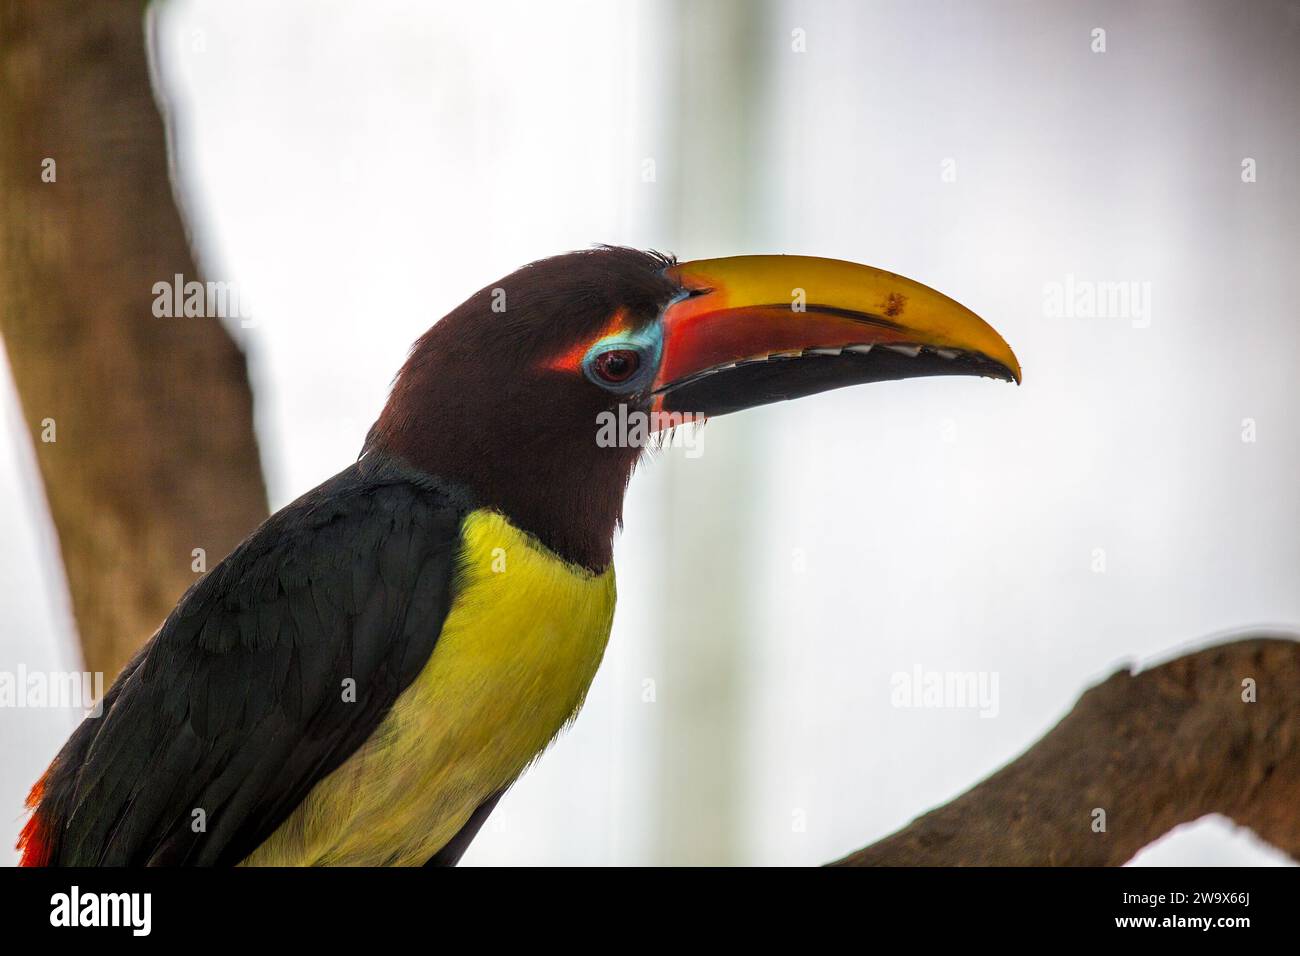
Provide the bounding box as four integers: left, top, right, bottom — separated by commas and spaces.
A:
591, 349, 640, 384
579, 326, 661, 393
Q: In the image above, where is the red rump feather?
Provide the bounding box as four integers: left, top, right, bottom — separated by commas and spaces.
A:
16, 772, 51, 867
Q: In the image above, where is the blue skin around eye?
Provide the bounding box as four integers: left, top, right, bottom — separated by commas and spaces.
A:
581, 321, 664, 394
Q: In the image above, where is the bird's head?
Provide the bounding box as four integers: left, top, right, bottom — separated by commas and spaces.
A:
367, 246, 1019, 570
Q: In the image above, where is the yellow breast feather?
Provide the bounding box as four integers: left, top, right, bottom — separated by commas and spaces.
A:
240, 508, 616, 866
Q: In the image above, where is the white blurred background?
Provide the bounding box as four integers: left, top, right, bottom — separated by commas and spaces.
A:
3, 0, 1298, 865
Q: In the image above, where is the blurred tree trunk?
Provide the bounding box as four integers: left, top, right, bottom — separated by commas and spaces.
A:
652, 0, 769, 865
0, 1, 267, 681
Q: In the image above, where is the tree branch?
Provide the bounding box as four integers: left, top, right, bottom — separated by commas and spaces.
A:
832, 635, 1300, 866
0, 1, 268, 680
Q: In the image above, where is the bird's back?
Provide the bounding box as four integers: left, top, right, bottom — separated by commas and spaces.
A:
22, 452, 618, 866
240, 508, 616, 865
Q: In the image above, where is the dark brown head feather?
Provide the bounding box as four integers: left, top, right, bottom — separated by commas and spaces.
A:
365, 246, 682, 570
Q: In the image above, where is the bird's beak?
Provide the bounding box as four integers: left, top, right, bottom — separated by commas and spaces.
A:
652, 255, 1020, 416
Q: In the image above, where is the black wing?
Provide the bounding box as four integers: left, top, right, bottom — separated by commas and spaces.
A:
26, 452, 472, 866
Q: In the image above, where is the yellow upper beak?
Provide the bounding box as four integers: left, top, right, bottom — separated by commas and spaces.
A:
652, 255, 1019, 416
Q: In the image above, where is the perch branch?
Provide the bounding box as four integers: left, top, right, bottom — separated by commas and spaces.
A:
832, 635, 1300, 866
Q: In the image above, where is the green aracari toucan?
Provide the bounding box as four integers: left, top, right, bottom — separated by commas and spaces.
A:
19, 247, 1019, 866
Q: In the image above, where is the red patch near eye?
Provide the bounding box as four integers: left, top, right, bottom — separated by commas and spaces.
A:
543, 310, 633, 373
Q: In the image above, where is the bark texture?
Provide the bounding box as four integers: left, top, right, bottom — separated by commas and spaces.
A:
0, 1, 268, 680
833, 635, 1300, 866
